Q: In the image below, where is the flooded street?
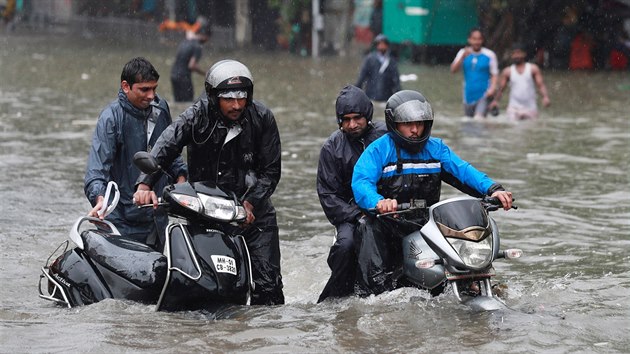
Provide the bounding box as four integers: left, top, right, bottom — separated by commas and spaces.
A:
1, 32, 629, 353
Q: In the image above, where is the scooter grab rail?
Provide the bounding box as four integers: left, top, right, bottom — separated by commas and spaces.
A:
97, 181, 120, 218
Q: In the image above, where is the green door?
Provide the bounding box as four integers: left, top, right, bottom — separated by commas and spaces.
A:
383, 0, 478, 45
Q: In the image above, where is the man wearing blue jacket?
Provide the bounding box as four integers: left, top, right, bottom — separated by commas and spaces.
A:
351, 90, 513, 295
84, 57, 187, 250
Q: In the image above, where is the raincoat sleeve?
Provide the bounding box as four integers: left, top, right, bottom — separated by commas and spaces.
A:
352, 141, 386, 211
84, 106, 117, 206
436, 139, 498, 195
160, 100, 188, 181
391, 61, 401, 94
316, 142, 362, 225
243, 105, 281, 209
355, 56, 370, 89
136, 102, 199, 188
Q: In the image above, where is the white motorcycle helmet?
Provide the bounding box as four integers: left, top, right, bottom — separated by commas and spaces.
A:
204, 59, 254, 107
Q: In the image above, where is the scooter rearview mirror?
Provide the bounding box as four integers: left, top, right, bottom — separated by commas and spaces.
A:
133, 151, 160, 175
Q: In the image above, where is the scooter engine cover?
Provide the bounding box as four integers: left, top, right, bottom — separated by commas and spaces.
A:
402, 230, 446, 290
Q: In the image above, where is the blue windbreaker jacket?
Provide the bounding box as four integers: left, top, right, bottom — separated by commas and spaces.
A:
352, 133, 500, 210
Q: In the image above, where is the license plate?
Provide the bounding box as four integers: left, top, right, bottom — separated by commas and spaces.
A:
211, 255, 237, 275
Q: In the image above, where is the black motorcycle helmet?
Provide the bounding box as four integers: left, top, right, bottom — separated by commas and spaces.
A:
204, 59, 254, 107
385, 90, 434, 153
335, 84, 373, 127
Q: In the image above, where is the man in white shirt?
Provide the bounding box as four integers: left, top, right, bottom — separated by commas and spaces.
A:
491, 43, 551, 120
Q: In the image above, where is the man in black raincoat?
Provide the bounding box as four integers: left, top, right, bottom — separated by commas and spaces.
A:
133, 59, 284, 305
317, 85, 387, 302
85, 57, 187, 250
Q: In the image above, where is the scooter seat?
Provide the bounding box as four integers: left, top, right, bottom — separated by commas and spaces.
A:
82, 230, 167, 288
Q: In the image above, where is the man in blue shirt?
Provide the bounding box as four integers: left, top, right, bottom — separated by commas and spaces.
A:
351, 90, 513, 295
450, 28, 499, 119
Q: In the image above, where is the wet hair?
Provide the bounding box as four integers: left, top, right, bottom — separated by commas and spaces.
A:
120, 57, 159, 87
511, 42, 527, 52
468, 27, 484, 39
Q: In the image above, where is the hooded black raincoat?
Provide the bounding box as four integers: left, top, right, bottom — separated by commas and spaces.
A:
316, 85, 387, 302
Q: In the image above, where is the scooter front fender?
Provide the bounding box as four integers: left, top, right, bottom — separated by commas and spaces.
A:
463, 295, 507, 312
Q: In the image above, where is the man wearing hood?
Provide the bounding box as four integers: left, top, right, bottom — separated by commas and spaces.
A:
133, 59, 284, 305
85, 57, 187, 250
316, 85, 387, 302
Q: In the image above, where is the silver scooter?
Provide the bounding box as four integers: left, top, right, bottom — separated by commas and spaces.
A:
389, 196, 522, 311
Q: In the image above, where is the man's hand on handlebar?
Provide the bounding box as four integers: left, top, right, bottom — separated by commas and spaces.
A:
241, 200, 256, 227
490, 190, 513, 210
133, 183, 159, 209
376, 198, 398, 215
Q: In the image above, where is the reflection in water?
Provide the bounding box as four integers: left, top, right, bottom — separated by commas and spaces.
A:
1, 33, 629, 352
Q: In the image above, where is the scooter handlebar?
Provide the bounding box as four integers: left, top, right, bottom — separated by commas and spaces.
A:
368, 197, 517, 216
481, 196, 518, 211
135, 197, 168, 209
368, 200, 426, 217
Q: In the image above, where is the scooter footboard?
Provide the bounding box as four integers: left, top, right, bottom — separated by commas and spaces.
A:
156, 224, 251, 312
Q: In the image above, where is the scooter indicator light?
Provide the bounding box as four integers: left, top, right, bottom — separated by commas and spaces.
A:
415, 259, 436, 269
504, 249, 523, 259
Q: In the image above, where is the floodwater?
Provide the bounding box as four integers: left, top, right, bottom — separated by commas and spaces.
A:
1, 32, 629, 353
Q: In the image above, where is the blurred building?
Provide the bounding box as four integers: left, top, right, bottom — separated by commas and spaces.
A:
7, 0, 630, 69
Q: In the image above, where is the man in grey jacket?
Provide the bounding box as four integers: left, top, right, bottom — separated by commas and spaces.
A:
84, 57, 187, 250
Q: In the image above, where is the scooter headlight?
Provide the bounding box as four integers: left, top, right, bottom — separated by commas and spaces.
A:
447, 236, 493, 269
171, 193, 203, 213
198, 194, 242, 221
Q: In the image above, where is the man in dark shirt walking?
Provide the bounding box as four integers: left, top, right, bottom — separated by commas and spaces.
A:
170, 27, 210, 102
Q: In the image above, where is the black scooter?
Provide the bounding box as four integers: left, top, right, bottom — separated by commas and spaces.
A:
38, 152, 254, 312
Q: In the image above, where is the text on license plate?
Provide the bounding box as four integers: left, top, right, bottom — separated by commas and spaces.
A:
211, 255, 237, 275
